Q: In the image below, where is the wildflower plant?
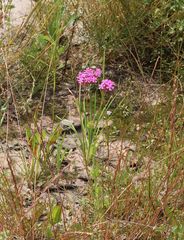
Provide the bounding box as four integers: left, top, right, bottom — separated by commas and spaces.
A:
71, 67, 116, 176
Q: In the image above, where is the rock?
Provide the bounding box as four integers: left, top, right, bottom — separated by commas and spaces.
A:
97, 140, 136, 162
132, 157, 156, 184
64, 18, 87, 45
61, 119, 74, 127
10, 0, 33, 26
63, 149, 88, 179
68, 116, 81, 128
123, 140, 136, 152
0, 150, 25, 176
66, 149, 85, 171
8, 139, 27, 151
72, 21, 88, 45
60, 118, 81, 132
48, 182, 78, 193
78, 172, 89, 182
58, 83, 75, 97
97, 133, 106, 144
107, 110, 112, 116
132, 171, 149, 183
62, 134, 79, 150
75, 178, 87, 188
96, 139, 137, 171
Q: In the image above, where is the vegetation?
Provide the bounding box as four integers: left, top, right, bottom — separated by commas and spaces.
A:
0, 0, 183, 239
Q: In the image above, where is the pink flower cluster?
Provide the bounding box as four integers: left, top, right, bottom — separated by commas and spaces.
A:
77, 67, 102, 85
77, 67, 115, 92
99, 79, 116, 92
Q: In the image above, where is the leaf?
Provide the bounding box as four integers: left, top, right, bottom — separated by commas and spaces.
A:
58, 46, 65, 55
37, 34, 52, 45
46, 224, 53, 239
51, 205, 62, 224
26, 127, 32, 144
35, 132, 41, 144
56, 143, 65, 171
48, 127, 62, 145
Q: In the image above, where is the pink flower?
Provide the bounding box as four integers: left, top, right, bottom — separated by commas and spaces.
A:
99, 79, 116, 92
77, 67, 102, 85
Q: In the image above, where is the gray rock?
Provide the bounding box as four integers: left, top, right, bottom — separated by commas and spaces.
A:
63, 149, 88, 179
0, 150, 25, 176
61, 118, 81, 131
97, 140, 137, 171
62, 134, 79, 150
10, 0, 33, 26
61, 119, 74, 127
123, 140, 136, 151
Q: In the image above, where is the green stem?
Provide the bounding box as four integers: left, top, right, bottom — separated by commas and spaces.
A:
102, 46, 106, 79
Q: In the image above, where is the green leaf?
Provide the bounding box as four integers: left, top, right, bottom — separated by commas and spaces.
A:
58, 46, 65, 55
46, 224, 53, 239
26, 127, 32, 142
37, 34, 52, 45
51, 205, 62, 224
48, 127, 62, 145
56, 143, 65, 171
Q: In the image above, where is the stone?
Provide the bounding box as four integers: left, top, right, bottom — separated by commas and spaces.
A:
96, 139, 137, 171
123, 140, 136, 152
8, 139, 27, 151
74, 178, 87, 188
106, 110, 112, 116
62, 134, 79, 150
60, 118, 81, 132
0, 150, 26, 176
61, 119, 74, 127
78, 172, 89, 182
10, 0, 33, 26
97, 140, 136, 161
66, 149, 85, 170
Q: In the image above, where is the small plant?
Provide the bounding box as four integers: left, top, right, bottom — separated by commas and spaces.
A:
25, 124, 64, 183
71, 67, 116, 171
69, 66, 117, 220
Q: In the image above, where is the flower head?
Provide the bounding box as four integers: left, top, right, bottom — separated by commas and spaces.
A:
99, 79, 116, 92
77, 67, 102, 85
